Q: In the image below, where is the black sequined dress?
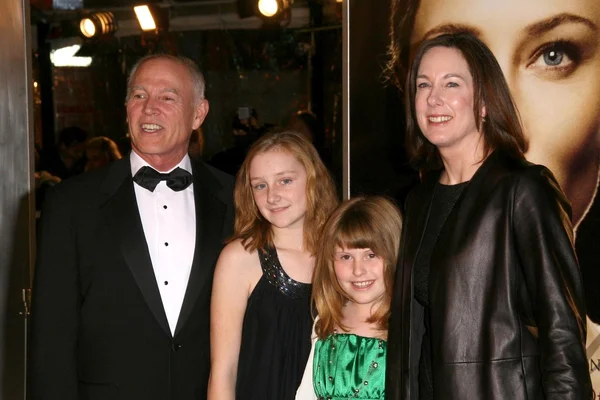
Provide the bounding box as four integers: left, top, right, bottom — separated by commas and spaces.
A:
235, 246, 313, 400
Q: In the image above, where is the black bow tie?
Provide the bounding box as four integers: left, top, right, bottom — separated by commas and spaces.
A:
133, 166, 193, 192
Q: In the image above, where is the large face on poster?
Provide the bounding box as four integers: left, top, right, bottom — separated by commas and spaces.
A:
410, 0, 600, 226
389, 0, 600, 393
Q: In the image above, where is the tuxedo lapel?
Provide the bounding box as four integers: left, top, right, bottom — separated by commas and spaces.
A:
101, 159, 172, 337
174, 162, 226, 337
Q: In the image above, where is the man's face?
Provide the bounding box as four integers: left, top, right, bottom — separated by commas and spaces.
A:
126, 58, 209, 170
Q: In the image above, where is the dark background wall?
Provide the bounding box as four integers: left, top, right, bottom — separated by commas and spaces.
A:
347, 0, 417, 204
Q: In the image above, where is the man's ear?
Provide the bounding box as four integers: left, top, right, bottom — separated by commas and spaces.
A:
192, 99, 210, 130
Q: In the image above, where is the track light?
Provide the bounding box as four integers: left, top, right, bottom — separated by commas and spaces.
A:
259, 0, 292, 19
134, 5, 169, 33
79, 12, 117, 39
237, 0, 292, 21
258, 0, 279, 17
134, 5, 155, 31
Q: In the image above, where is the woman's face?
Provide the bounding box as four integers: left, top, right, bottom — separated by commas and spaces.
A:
412, 0, 600, 224
414, 46, 483, 156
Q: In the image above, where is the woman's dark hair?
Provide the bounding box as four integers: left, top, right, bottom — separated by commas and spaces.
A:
405, 32, 527, 171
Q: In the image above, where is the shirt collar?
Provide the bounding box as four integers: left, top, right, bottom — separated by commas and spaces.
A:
130, 150, 193, 176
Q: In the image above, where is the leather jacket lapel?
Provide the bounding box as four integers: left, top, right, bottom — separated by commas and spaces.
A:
388, 174, 437, 399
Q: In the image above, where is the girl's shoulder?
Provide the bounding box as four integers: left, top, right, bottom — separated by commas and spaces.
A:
219, 239, 257, 259
216, 239, 261, 274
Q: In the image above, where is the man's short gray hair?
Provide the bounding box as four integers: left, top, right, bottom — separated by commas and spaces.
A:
125, 54, 206, 104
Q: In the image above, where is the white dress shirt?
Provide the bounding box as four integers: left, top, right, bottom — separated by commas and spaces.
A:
131, 151, 196, 335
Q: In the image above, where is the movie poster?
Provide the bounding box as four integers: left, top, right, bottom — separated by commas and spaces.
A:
380, 0, 600, 394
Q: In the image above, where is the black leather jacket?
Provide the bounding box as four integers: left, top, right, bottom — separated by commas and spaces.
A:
386, 151, 591, 399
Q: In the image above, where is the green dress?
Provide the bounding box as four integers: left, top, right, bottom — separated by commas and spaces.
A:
312, 333, 386, 400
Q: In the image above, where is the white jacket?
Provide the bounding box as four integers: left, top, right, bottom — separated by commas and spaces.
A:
295, 319, 319, 400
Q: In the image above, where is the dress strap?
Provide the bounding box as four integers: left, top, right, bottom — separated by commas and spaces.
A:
258, 247, 311, 299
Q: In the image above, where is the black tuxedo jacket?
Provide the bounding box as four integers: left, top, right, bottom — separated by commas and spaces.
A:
31, 156, 234, 400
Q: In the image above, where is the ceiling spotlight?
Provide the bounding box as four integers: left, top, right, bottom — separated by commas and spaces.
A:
79, 12, 117, 39
237, 0, 292, 20
134, 5, 168, 33
134, 5, 155, 31
259, 0, 292, 19
80, 19, 96, 38
258, 0, 278, 17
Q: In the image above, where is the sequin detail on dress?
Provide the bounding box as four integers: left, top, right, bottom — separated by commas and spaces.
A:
258, 247, 311, 300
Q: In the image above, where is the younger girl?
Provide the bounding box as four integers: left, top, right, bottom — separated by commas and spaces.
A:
296, 196, 402, 399
208, 130, 338, 400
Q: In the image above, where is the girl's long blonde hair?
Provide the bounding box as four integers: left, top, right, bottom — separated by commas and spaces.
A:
231, 130, 338, 255
313, 196, 402, 339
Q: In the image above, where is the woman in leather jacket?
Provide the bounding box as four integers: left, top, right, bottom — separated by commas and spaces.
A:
386, 33, 592, 399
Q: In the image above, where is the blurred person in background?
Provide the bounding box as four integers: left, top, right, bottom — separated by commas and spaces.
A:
34, 146, 61, 213
209, 108, 270, 176
84, 136, 123, 172
39, 126, 88, 179
286, 110, 331, 167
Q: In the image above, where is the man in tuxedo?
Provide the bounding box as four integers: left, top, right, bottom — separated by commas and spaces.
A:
31, 54, 234, 400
